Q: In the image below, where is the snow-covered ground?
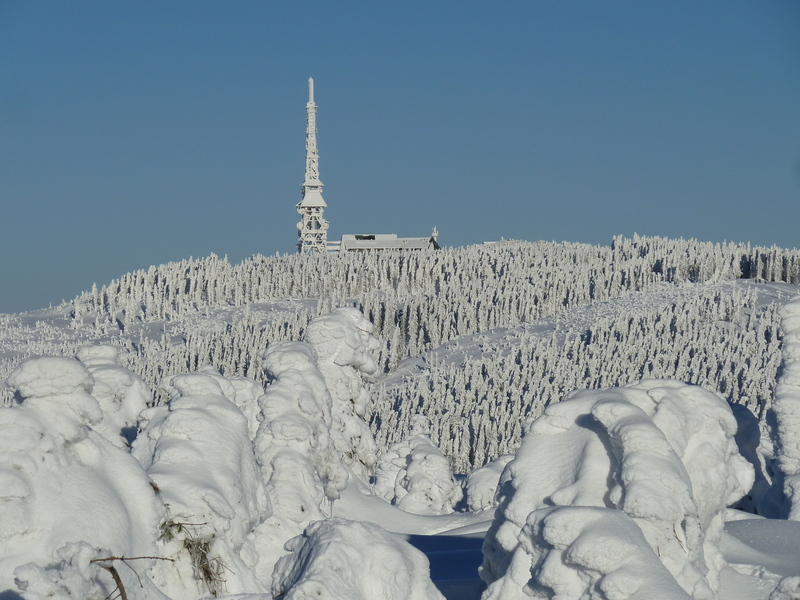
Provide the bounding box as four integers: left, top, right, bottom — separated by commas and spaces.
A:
3, 239, 800, 599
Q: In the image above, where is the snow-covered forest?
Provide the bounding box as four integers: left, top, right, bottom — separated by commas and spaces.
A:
2, 236, 796, 468
3, 235, 800, 599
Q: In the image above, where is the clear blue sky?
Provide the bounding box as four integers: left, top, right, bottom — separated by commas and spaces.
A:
1, 1, 798, 313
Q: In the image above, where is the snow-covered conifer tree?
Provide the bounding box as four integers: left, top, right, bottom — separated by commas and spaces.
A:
133, 372, 268, 598
1, 357, 162, 596
481, 380, 754, 600
303, 307, 381, 481
373, 415, 462, 515
769, 295, 800, 519
76, 345, 150, 447
464, 454, 514, 512
272, 518, 445, 600
251, 340, 348, 582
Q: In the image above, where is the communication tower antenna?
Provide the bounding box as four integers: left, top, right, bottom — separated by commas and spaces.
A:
296, 77, 329, 253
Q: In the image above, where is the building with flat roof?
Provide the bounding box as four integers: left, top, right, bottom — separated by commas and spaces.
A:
335, 230, 440, 253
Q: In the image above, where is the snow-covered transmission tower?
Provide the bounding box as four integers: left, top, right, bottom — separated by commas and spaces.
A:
296, 77, 329, 254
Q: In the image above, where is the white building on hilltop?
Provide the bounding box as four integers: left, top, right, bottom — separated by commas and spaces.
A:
296, 78, 439, 254
339, 231, 439, 252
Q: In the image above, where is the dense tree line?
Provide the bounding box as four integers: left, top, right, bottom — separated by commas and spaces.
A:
370, 284, 782, 472
3, 236, 800, 470
69, 235, 800, 365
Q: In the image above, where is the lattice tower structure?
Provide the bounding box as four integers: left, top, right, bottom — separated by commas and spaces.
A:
296, 77, 329, 254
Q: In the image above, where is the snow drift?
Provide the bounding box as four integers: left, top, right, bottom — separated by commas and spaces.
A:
133, 372, 269, 598
0, 356, 162, 597
271, 517, 445, 600
481, 379, 754, 600
374, 415, 462, 515
771, 295, 800, 519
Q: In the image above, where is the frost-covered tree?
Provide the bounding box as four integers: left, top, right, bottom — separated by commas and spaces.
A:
374, 283, 782, 472
0, 357, 162, 597
191, 365, 264, 439
15, 542, 115, 600
271, 518, 445, 600
373, 415, 462, 515
251, 340, 348, 582
464, 454, 514, 512
769, 295, 800, 519
132, 372, 268, 598
252, 307, 381, 579
61, 235, 800, 393
3, 236, 799, 474
13, 541, 169, 600
509, 506, 694, 600
304, 307, 381, 481
481, 380, 754, 600
76, 345, 150, 447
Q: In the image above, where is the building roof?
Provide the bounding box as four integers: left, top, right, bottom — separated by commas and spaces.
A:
339, 233, 439, 252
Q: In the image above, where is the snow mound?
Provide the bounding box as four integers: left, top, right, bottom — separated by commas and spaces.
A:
133, 372, 268, 598
498, 506, 693, 599
14, 541, 170, 600
181, 366, 265, 439
771, 296, 800, 519
251, 340, 347, 582
304, 307, 381, 480
374, 415, 462, 515
14, 542, 111, 600
0, 356, 162, 596
77, 344, 150, 447
481, 380, 754, 600
3, 356, 99, 445
771, 576, 800, 600
272, 517, 445, 600
464, 454, 514, 512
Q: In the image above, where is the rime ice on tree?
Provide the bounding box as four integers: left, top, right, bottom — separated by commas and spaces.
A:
296, 78, 329, 254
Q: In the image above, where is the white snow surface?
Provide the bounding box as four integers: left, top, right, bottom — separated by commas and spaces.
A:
481, 380, 754, 600
133, 372, 269, 598
3, 282, 800, 600
335, 469, 494, 536
0, 356, 163, 596
304, 307, 382, 480
271, 517, 445, 600
771, 295, 800, 519
374, 415, 463, 515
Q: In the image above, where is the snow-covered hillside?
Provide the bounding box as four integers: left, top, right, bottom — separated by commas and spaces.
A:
3, 237, 797, 470
2, 235, 800, 599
